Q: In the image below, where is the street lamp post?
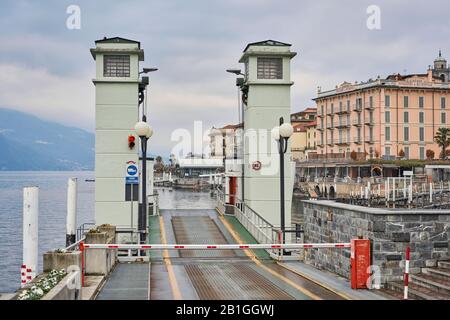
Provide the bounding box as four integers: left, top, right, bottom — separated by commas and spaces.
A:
271, 117, 293, 250
135, 121, 153, 246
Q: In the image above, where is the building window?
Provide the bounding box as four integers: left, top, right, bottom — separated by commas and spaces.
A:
404, 96, 409, 108
404, 127, 409, 141
404, 111, 409, 123
385, 127, 390, 141
419, 147, 425, 160
257, 57, 283, 79
385, 146, 390, 157
357, 128, 361, 141
385, 111, 390, 123
369, 96, 373, 108
369, 127, 373, 140
103, 55, 130, 77
346, 100, 350, 110
419, 127, 424, 142
419, 96, 424, 108
404, 146, 410, 159
441, 97, 446, 109
441, 112, 446, 124
385, 95, 390, 107
419, 112, 424, 123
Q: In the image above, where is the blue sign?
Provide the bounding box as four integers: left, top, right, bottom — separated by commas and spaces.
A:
125, 161, 139, 185
127, 165, 138, 176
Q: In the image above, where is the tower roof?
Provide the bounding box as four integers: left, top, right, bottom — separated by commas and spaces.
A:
435, 49, 446, 62
243, 40, 291, 52
95, 36, 141, 48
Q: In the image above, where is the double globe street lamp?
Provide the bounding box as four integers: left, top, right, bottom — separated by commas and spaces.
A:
271, 117, 294, 250
135, 120, 153, 246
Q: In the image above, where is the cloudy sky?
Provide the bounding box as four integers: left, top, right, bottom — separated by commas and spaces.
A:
0, 0, 449, 156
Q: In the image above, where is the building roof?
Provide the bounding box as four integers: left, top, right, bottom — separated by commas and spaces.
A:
178, 158, 223, 168
291, 108, 317, 117
95, 36, 141, 48
243, 40, 291, 52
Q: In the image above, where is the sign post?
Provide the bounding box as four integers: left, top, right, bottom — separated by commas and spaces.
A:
126, 161, 139, 241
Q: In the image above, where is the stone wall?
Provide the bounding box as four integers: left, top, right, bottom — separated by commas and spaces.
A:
301, 200, 450, 284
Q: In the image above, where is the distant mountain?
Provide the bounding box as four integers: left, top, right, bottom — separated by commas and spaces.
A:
0, 108, 94, 170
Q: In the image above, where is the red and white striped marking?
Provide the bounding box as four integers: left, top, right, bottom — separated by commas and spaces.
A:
20, 264, 35, 287
404, 246, 410, 300
20, 264, 27, 287
81, 243, 351, 250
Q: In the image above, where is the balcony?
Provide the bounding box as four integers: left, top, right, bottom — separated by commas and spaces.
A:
353, 137, 362, 144
335, 139, 349, 145
365, 102, 375, 110
335, 120, 350, 128
364, 117, 374, 126
336, 105, 350, 114
352, 118, 362, 126
365, 135, 375, 143
352, 104, 362, 112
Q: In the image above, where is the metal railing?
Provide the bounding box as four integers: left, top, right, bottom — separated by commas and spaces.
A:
215, 189, 285, 256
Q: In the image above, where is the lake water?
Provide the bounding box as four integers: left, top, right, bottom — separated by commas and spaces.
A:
0, 172, 217, 293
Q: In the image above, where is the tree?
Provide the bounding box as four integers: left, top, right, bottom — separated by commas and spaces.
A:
398, 149, 405, 159
434, 127, 450, 159
426, 149, 435, 160
350, 150, 357, 161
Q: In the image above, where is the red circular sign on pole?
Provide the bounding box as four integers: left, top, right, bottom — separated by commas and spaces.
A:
252, 161, 262, 171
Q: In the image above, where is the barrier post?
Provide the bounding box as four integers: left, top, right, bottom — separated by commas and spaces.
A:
403, 246, 410, 300
350, 239, 371, 289
80, 241, 85, 287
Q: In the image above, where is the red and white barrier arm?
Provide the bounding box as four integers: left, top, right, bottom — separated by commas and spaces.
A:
81, 243, 351, 250
404, 246, 410, 300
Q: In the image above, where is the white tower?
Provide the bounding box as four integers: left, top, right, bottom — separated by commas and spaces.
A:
239, 40, 296, 228
91, 37, 144, 227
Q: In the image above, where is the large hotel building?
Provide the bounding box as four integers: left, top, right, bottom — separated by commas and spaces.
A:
314, 52, 450, 160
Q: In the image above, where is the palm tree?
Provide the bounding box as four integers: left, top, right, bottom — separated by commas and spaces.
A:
434, 128, 450, 159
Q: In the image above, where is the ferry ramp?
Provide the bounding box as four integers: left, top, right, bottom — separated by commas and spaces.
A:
96, 209, 343, 300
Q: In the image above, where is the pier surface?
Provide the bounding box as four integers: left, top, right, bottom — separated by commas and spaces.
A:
95, 209, 346, 300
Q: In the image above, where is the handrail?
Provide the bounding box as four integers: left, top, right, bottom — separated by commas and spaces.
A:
64, 237, 86, 251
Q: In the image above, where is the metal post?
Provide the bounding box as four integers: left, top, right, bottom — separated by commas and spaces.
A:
22, 186, 38, 287
278, 117, 287, 249
141, 136, 148, 246
429, 182, 433, 203
66, 178, 77, 247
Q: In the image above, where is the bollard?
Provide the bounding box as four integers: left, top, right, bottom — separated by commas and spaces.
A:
429, 183, 433, 203
22, 186, 39, 287
66, 178, 77, 247
80, 241, 85, 287
403, 246, 410, 300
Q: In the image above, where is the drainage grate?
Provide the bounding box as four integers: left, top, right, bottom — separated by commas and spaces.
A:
171, 216, 236, 258
185, 264, 294, 300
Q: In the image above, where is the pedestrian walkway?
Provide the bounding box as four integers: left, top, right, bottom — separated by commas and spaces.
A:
96, 263, 150, 300
278, 261, 388, 300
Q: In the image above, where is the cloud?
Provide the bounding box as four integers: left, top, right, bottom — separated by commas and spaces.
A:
0, 64, 94, 130
0, 0, 449, 155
